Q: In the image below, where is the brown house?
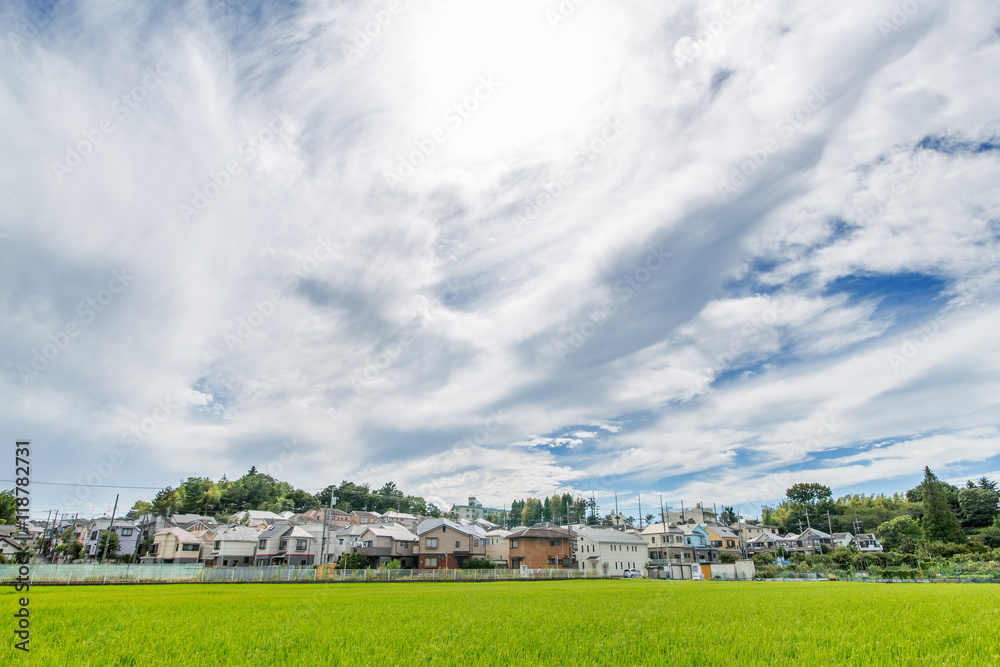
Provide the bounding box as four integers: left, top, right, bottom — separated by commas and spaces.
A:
507, 523, 573, 570
414, 518, 488, 569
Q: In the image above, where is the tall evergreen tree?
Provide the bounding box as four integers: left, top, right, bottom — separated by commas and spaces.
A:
920, 467, 966, 542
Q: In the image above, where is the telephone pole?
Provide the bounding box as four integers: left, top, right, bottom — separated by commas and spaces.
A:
101, 494, 119, 562
637, 495, 642, 530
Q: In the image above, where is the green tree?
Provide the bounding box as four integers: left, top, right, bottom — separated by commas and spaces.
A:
751, 552, 774, 566
67, 539, 85, 560
718, 552, 738, 563
338, 551, 369, 570
462, 558, 496, 569
95, 531, 121, 561
719, 506, 738, 526
179, 476, 216, 515
920, 468, 966, 543
875, 515, 923, 550
786, 483, 833, 505
957, 485, 999, 528
521, 498, 541, 526
151, 487, 182, 516
0, 490, 16, 525
126, 500, 153, 518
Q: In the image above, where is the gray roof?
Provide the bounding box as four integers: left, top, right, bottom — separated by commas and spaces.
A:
256, 521, 293, 539
213, 526, 260, 542
574, 526, 647, 545
415, 517, 479, 537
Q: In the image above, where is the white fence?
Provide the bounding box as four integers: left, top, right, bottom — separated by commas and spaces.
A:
0, 564, 609, 585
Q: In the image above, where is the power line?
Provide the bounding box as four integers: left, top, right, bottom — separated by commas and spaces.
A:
0, 479, 163, 490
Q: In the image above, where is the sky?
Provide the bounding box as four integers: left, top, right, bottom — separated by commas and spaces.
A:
2, 0, 999, 522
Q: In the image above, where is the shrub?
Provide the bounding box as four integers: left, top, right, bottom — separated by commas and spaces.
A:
718, 552, 738, 564
462, 558, 496, 569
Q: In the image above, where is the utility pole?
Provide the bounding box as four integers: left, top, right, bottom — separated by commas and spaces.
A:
101, 494, 119, 563
637, 495, 642, 530
826, 512, 834, 537
39, 510, 52, 557
320, 490, 338, 571
48, 511, 60, 563
680, 500, 685, 523
803, 510, 811, 530
614, 492, 619, 521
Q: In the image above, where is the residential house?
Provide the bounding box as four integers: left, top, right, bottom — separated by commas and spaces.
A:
355, 523, 419, 568
230, 510, 285, 526
484, 528, 511, 568
506, 522, 573, 570
450, 497, 509, 523
788, 528, 834, 555
83, 519, 141, 559
324, 509, 352, 529
331, 525, 369, 564
414, 518, 488, 569
349, 510, 381, 526
641, 522, 695, 574
207, 525, 260, 567
678, 525, 719, 563
832, 532, 854, 549
703, 524, 741, 555
144, 526, 203, 564
379, 511, 421, 529
732, 522, 780, 541
852, 533, 883, 552
661, 503, 717, 526
745, 532, 783, 555
168, 514, 219, 532
0, 535, 28, 560
255, 522, 319, 566
574, 526, 646, 577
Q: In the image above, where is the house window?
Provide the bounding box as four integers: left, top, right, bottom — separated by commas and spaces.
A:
279, 540, 288, 551
711, 541, 722, 547
223, 560, 228, 566
150, 544, 159, 554
214, 541, 221, 549
91, 531, 98, 540
362, 540, 373, 548
426, 537, 438, 548
120, 528, 133, 537
259, 540, 267, 549
425, 557, 438, 568
181, 544, 199, 552
401, 541, 409, 548
474, 539, 479, 547
296, 539, 308, 551
455, 541, 460, 548
548, 557, 555, 564
549, 540, 561, 547
511, 539, 518, 548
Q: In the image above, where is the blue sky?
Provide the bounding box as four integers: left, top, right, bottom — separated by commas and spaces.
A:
2, 0, 999, 521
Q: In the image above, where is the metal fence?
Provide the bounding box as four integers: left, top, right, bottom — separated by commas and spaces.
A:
0, 564, 607, 585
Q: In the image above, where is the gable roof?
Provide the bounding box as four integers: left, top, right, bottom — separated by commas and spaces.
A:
364, 523, 419, 542
573, 526, 647, 545
213, 526, 260, 542
641, 522, 684, 536
257, 521, 293, 539
415, 517, 476, 537
507, 522, 570, 541
154, 526, 201, 544
703, 523, 739, 539
798, 528, 832, 539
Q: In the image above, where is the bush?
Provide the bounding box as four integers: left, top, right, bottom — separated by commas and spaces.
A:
752, 552, 774, 566
718, 552, 738, 564
462, 558, 496, 569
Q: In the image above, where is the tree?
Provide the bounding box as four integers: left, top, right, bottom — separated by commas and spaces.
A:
67, 540, 85, 561
96, 531, 120, 561
977, 477, 998, 493
338, 551, 369, 569
957, 486, 999, 528
875, 515, 923, 550
718, 552, 738, 563
645, 514, 655, 526
786, 483, 833, 505
521, 498, 541, 526
462, 558, 496, 569
0, 490, 16, 525
127, 500, 153, 519
719, 506, 738, 526
382, 559, 402, 570
920, 468, 966, 543
752, 552, 774, 566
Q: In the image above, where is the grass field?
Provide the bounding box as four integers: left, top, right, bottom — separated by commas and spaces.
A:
3, 580, 1000, 665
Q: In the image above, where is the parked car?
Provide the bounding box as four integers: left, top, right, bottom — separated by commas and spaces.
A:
623, 569, 642, 579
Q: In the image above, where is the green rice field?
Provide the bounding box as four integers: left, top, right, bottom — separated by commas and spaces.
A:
3, 580, 999, 665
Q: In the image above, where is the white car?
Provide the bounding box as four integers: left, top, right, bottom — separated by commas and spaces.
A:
623, 569, 642, 579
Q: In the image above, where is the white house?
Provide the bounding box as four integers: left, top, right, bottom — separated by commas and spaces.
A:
208, 525, 260, 567
83, 519, 140, 559
573, 526, 647, 577
255, 522, 319, 566
852, 533, 884, 552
